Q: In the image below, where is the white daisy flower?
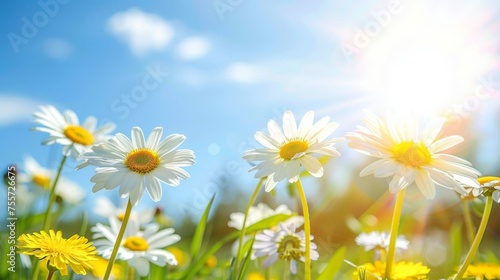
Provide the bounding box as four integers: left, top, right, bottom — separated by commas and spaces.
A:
228, 203, 304, 230
355, 231, 409, 252
465, 176, 500, 203
345, 112, 481, 199
20, 155, 85, 204
228, 203, 304, 259
253, 223, 319, 274
94, 196, 155, 226
92, 219, 179, 277
77, 126, 195, 206
243, 111, 342, 192
33, 105, 115, 159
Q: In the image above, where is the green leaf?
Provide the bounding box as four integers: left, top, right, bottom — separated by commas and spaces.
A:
79, 211, 88, 236
484, 250, 500, 263
317, 246, 346, 280
472, 198, 486, 217
190, 194, 216, 259
245, 214, 293, 233
237, 237, 255, 280
449, 221, 463, 272
183, 232, 239, 280
182, 213, 292, 280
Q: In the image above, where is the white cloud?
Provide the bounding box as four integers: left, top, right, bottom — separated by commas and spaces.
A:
107, 8, 174, 56
176, 37, 211, 60
0, 95, 42, 126
226, 62, 262, 83
42, 38, 72, 60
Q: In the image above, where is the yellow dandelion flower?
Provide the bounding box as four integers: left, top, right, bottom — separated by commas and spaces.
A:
353, 261, 430, 280
88, 257, 123, 279
168, 247, 187, 266
247, 271, 266, 280
204, 255, 217, 269
17, 230, 98, 276
247, 272, 278, 280
463, 263, 500, 279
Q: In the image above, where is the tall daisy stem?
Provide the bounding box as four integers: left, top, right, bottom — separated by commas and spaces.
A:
42, 154, 68, 231
234, 177, 265, 277
104, 199, 133, 280
127, 267, 135, 280
284, 260, 291, 280
454, 195, 493, 280
385, 189, 406, 280
296, 179, 311, 280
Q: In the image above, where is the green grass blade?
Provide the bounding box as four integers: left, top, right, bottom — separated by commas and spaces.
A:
245, 213, 293, 232
190, 194, 216, 259
237, 236, 255, 280
183, 213, 292, 279
317, 246, 346, 280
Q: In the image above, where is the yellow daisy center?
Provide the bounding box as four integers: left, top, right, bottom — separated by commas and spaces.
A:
277, 235, 303, 261
478, 176, 500, 186
279, 140, 309, 160
123, 236, 149, 251
124, 149, 160, 174
33, 173, 51, 189
391, 141, 432, 168
63, 125, 94, 146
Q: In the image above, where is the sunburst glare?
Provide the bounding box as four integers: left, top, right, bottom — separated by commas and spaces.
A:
358, 2, 496, 115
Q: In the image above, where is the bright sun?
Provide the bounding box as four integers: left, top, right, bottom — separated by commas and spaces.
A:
359, 2, 494, 116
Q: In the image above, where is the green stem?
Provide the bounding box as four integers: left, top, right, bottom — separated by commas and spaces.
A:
461, 199, 475, 246
296, 179, 311, 280
33, 155, 69, 280
454, 195, 493, 280
43, 154, 68, 231
378, 248, 387, 263
284, 260, 290, 280
385, 189, 406, 280
31, 259, 40, 280
233, 177, 264, 276
46, 270, 55, 280
104, 199, 133, 280
128, 267, 135, 280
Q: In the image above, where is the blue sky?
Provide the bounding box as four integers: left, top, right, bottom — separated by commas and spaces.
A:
2, 0, 500, 221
